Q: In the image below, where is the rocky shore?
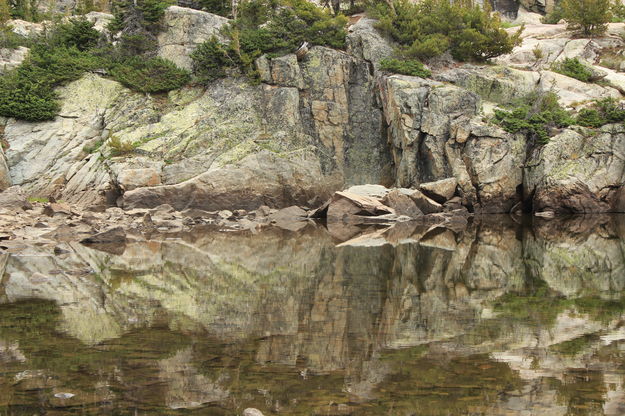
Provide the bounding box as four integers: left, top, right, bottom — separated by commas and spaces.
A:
0, 181, 474, 252
2, 7, 625, 234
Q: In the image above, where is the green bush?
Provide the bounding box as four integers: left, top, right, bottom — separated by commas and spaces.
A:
191, 0, 347, 81
110, 56, 190, 93
552, 57, 594, 82
0, 26, 31, 48
191, 36, 238, 83
0, 72, 59, 121
372, 0, 522, 62
379, 58, 431, 77
21, 45, 103, 85
117, 33, 158, 57
576, 97, 625, 126
561, 0, 611, 36
0, 44, 102, 121
494, 91, 573, 143
49, 18, 101, 51
576, 108, 604, 127
0, 15, 189, 121
109, 0, 174, 34
139, 0, 175, 23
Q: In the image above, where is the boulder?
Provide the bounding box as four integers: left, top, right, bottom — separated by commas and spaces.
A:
524, 126, 625, 213
327, 191, 394, 221
400, 188, 443, 214
382, 189, 423, 218
268, 206, 308, 231
268, 205, 307, 222
243, 409, 264, 416
510, 6, 543, 25
419, 178, 457, 203
344, 184, 391, 199
123, 151, 338, 211
157, 6, 230, 70
0, 186, 31, 211
7, 19, 44, 38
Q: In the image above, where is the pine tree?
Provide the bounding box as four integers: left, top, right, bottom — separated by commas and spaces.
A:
561, 0, 612, 36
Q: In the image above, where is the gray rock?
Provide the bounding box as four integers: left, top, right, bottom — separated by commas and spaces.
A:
243, 409, 264, 416
218, 210, 233, 219
346, 17, 393, 70
269, 54, 304, 88
157, 6, 230, 70
524, 126, 625, 213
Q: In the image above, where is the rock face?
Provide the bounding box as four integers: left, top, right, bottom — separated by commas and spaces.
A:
157, 6, 230, 70
524, 125, 625, 213
3, 8, 625, 214
379, 75, 526, 213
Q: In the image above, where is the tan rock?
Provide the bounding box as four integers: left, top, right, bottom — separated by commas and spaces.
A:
327, 191, 394, 222
400, 189, 443, 214
117, 168, 161, 191
382, 190, 423, 218
419, 178, 457, 203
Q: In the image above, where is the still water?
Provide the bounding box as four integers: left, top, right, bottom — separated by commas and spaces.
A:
1, 215, 625, 415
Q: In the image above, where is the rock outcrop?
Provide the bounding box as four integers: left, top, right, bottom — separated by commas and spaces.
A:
379, 75, 526, 213
157, 6, 230, 70
524, 125, 625, 213
1, 9, 625, 215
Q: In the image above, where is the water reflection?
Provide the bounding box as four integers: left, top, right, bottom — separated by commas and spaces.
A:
1, 216, 625, 414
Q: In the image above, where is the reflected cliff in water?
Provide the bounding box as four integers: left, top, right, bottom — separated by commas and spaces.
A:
1, 215, 625, 415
